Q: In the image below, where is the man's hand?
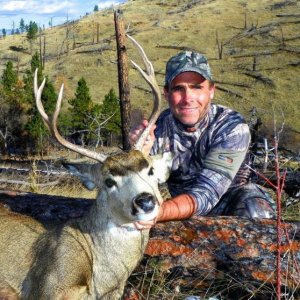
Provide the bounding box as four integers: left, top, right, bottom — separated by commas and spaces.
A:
134, 219, 156, 230
134, 201, 163, 230
129, 120, 156, 155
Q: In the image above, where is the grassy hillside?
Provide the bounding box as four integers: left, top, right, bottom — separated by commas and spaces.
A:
0, 0, 299, 150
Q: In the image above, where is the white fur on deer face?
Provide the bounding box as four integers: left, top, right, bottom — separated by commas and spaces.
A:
64, 150, 173, 225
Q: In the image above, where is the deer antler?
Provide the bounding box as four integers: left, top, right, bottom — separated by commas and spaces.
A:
34, 69, 108, 162
126, 34, 162, 152
34, 36, 160, 159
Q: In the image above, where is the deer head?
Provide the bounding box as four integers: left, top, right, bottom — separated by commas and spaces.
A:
34, 35, 172, 226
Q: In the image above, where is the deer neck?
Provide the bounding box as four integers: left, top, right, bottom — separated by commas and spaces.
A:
79, 190, 142, 237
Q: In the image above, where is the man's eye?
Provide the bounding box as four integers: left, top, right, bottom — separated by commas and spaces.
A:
172, 86, 183, 92
193, 84, 202, 89
148, 167, 154, 176
105, 178, 116, 188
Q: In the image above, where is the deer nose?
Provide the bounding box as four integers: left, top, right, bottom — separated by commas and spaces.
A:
132, 193, 156, 214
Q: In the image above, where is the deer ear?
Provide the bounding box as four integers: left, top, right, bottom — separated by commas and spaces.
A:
151, 152, 173, 184
63, 162, 103, 191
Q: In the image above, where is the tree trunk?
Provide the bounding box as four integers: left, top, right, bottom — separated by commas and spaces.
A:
114, 9, 131, 151
125, 217, 300, 298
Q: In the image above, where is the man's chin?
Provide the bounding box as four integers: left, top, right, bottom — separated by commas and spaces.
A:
177, 116, 200, 127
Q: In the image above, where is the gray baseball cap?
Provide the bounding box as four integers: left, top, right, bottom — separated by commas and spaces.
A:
165, 51, 212, 86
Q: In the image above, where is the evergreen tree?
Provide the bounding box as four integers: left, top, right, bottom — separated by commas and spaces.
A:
94, 5, 99, 12
2, 29, 6, 38
0, 62, 26, 154
23, 52, 42, 103
25, 79, 57, 141
27, 21, 38, 53
1, 61, 18, 92
31, 52, 43, 75
24, 53, 57, 151
19, 18, 25, 33
0, 88, 27, 154
101, 88, 121, 135
68, 78, 94, 142
27, 21, 38, 40
67, 77, 111, 146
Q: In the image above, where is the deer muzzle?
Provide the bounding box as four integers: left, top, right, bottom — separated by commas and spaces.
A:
132, 193, 159, 221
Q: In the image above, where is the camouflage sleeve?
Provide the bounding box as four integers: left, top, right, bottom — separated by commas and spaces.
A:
191, 123, 250, 215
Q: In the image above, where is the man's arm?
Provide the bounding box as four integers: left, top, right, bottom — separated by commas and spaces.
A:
181, 122, 251, 215
134, 193, 197, 230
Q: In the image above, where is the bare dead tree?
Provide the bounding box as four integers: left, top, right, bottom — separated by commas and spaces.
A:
252, 55, 257, 71
39, 33, 46, 69
0, 127, 9, 152
39, 31, 43, 68
97, 23, 100, 44
65, 16, 70, 55
216, 30, 223, 59
279, 25, 286, 48
92, 21, 95, 44
114, 9, 131, 151
86, 112, 117, 148
43, 36, 46, 68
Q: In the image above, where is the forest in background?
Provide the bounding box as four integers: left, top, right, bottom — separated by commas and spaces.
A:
0, 0, 299, 155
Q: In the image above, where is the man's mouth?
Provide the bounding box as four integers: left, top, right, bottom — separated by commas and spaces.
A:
180, 107, 197, 113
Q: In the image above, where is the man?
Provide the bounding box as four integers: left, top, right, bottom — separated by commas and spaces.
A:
131, 51, 275, 230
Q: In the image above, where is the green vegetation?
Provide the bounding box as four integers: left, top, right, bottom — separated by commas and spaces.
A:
1, 61, 17, 91
0, 51, 121, 155
1, 28, 6, 38
100, 88, 121, 145
19, 18, 26, 33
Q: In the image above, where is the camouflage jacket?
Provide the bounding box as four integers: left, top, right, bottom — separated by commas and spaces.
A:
150, 103, 251, 215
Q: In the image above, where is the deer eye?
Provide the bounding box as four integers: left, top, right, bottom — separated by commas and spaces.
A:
105, 178, 116, 188
148, 167, 154, 176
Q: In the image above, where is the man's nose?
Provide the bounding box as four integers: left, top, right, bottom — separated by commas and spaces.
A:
181, 87, 194, 104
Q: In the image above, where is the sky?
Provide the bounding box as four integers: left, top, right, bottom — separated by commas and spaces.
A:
0, 0, 126, 30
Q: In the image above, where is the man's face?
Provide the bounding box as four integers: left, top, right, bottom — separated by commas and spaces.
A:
164, 72, 215, 126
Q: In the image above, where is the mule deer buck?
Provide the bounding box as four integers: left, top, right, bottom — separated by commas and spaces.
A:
0, 35, 172, 299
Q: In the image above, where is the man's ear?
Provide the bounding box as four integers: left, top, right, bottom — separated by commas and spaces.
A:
163, 86, 169, 102
209, 83, 215, 100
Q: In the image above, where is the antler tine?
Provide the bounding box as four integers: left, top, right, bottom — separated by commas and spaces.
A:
34, 69, 107, 162
34, 69, 50, 131
126, 34, 161, 152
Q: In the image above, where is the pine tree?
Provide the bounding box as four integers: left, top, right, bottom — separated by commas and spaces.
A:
2, 29, 6, 38
19, 18, 25, 33
24, 53, 57, 152
27, 21, 39, 53
101, 88, 121, 136
67, 77, 106, 145
27, 21, 38, 40
68, 77, 93, 129
25, 79, 57, 140
23, 52, 42, 104
94, 5, 99, 12
0, 62, 26, 154
1, 61, 18, 91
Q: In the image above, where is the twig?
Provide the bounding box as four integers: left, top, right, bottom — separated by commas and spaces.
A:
274, 136, 282, 300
